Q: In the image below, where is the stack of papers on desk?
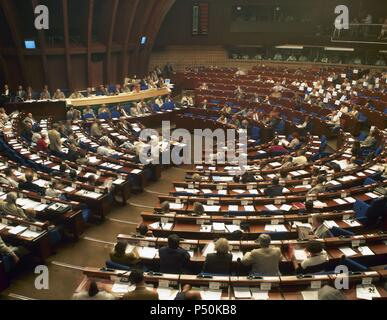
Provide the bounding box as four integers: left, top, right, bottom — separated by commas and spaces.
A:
203, 205, 220, 212
111, 282, 133, 294
323, 220, 339, 228
248, 189, 258, 195
201, 189, 212, 194
9, 225, 28, 235
113, 179, 125, 185
244, 206, 255, 212
356, 284, 381, 300
344, 197, 356, 204
234, 287, 252, 299
218, 190, 227, 195
343, 220, 361, 227
76, 190, 102, 199
264, 224, 287, 232
251, 288, 269, 300
228, 205, 239, 212
226, 225, 242, 233
313, 201, 327, 208
301, 290, 319, 300
365, 193, 379, 199
33, 179, 49, 187
138, 247, 157, 259
200, 289, 222, 300
265, 205, 278, 211
294, 249, 308, 261
213, 223, 225, 232
280, 204, 292, 211
357, 246, 374, 256
339, 247, 357, 257
20, 229, 44, 239
131, 169, 142, 174
232, 189, 245, 194
334, 198, 347, 205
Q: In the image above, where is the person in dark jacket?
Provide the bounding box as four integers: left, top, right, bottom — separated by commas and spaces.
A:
158, 234, 190, 274
263, 177, 284, 197
202, 238, 233, 275
19, 172, 45, 196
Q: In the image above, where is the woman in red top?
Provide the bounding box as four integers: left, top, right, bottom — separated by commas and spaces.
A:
36, 133, 48, 151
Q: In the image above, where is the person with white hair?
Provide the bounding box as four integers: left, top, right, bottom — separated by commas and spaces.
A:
202, 238, 233, 275
242, 234, 282, 276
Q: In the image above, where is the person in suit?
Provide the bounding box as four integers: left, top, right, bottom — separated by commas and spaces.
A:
66, 144, 80, 162
48, 123, 63, 154
122, 269, 159, 300
242, 234, 282, 276
19, 172, 46, 196
22, 112, 37, 128
20, 123, 34, 144
72, 281, 115, 300
202, 238, 232, 275
15, 85, 26, 101
0, 192, 36, 219
1, 84, 11, 103
264, 177, 284, 197
109, 242, 141, 267
158, 234, 190, 274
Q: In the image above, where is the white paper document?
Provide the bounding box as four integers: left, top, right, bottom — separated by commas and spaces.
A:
233, 287, 252, 299
339, 247, 357, 257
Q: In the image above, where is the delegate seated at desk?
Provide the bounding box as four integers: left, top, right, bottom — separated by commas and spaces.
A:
159, 234, 190, 274
291, 240, 328, 274
122, 270, 159, 300
263, 177, 284, 197
242, 234, 282, 276
110, 242, 141, 267
0, 192, 36, 219
202, 238, 233, 275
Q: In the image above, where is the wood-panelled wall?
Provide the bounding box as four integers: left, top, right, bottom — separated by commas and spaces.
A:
0, 0, 175, 92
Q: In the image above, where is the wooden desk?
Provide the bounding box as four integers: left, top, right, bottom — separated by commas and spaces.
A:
67, 88, 171, 107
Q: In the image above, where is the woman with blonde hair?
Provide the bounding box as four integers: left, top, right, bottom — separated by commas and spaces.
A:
202, 238, 233, 275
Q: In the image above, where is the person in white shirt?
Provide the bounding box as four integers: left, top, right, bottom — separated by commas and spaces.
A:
292, 150, 308, 166
72, 281, 115, 300
291, 240, 328, 274
97, 140, 116, 157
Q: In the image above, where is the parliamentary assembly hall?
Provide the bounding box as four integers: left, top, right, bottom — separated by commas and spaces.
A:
0, 0, 386, 304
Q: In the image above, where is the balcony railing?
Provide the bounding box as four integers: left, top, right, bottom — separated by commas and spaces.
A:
331, 23, 387, 44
